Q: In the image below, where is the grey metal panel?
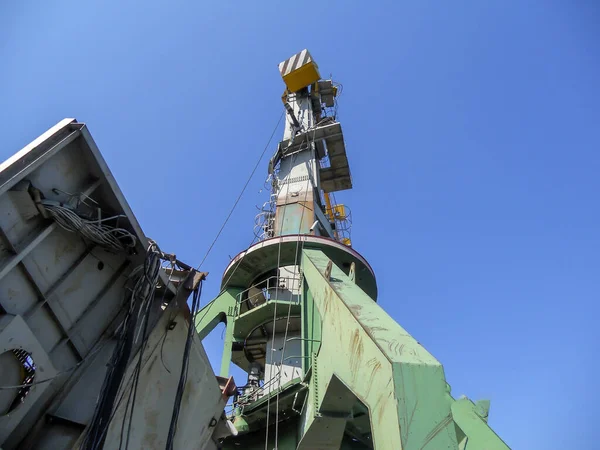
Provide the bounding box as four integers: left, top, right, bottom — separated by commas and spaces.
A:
0, 224, 56, 282
104, 308, 226, 450
53, 340, 117, 424
31, 423, 80, 450
15, 141, 94, 216
67, 274, 128, 355
20, 228, 88, 294
0, 266, 39, 315
25, 306, 64, 353
48, 339, 79, 372
0, 120, 215, 450
44, 249, 127, 331
0, 120, 150, 448
0, 193, 42, 247
320, 167, 352, 193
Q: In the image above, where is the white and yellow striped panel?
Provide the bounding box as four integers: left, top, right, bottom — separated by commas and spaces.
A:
278, 49, 321, 92
278, 49, 314, 77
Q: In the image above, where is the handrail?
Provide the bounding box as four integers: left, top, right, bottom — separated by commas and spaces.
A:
236, 275, 302, 316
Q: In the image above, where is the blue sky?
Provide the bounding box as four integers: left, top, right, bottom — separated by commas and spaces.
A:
2, 1, 599, 448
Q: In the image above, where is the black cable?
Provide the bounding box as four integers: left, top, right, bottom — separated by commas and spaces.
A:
123, 245, 161, 450
165, 281, 202, 450
197, 111, 284, 269
81, 243, 163, 450
81, 305, 138, 450
159, 311, 176, 374
119, 368, 137, 450
83, 296, 173, 449
122, 300, 151, 450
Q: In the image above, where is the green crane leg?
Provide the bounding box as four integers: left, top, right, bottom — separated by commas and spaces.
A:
194, 289, 240, 377
299, 249, 510, 450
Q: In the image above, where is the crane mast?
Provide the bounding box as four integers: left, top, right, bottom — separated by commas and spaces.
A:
195, 50, 510, 450
0, 50, 510, 450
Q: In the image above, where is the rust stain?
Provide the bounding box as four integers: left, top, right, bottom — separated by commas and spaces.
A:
348, 328, 364, 378
349, 304, 362, 315
419, 413, 453, 450
374, 388, 391, 427
322, 286, 334, 316
364, 357, 382, 397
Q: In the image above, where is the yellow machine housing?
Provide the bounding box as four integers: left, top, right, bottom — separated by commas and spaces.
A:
279, 49, 321, 93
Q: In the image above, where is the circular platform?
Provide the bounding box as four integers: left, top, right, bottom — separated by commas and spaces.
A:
221, 235, 378, 301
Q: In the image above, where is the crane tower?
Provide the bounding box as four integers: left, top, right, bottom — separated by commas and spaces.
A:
195, 50, 510, 450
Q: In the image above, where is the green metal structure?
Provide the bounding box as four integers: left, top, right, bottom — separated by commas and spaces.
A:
196, 50, 510, 449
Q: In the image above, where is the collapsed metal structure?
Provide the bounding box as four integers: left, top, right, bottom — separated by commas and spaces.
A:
0, 50, 510, 449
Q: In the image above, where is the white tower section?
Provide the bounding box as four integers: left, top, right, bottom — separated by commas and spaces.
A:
273, 90, 321, 237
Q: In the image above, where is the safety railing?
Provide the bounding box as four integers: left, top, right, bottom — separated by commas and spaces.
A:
236, 275, 301, 317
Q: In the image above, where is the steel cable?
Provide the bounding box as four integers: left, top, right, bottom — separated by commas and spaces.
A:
197, 111, 285, 269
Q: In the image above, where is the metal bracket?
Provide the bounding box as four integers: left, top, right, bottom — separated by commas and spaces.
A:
324, 260, 333, 281
349, 262, 356, 283
184, 270, 208, 291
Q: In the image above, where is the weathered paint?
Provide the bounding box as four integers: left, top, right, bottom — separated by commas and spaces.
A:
452, 398, 508, 450
300, 248, 510, 450
300, 249, 404, 449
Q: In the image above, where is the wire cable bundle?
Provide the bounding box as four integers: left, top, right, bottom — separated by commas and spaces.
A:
165, 281, 202, 450
41, 200, 137, 251
80, 241, 163, 450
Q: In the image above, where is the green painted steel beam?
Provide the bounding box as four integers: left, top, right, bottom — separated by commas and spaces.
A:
299, 248, 510, 450
194, 288, 240, 377
452, 397, 507, 450
301, 282, 321, 375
